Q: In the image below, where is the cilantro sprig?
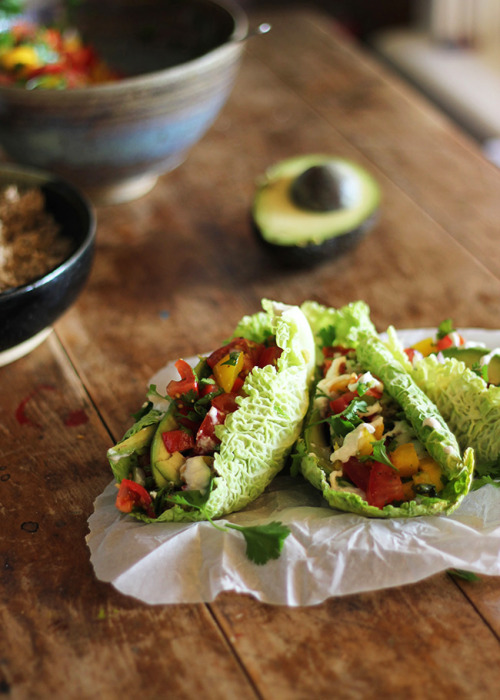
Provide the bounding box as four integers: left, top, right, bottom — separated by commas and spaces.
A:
166, 482, 291, 565
359, 438, 398, 471
437, 319, 455, 339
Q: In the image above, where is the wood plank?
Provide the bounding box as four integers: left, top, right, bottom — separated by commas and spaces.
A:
0, 338, 257, 699
211, 573, 500, 699
248, 8, 500, 281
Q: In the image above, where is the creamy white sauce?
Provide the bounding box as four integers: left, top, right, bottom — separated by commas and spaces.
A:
480, 348, 500, 366
423, 416, 441, 431
330, 422, 375, 464
348, 371, 383, 394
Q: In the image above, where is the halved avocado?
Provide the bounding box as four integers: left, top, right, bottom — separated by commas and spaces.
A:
441, 346, 500, 386
252, 154, 381, 266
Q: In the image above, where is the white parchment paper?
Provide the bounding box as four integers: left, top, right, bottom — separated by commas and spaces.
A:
87, 329, 500, 606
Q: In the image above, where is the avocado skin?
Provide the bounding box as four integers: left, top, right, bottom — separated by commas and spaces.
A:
252, 211, 379, 268
441, 346, 500, 386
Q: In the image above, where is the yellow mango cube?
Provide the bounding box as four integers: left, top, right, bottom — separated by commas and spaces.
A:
411, 337, 437, 358
390, 442, 420, 477
213, 351, 244, 393
412, 457, 444, 492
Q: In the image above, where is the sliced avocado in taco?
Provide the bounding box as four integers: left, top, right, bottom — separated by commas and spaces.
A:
298, 325, 474, 518
108, 299, 315, 523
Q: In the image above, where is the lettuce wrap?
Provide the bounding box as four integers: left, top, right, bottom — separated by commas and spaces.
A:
107, 299, 315, 523
412, 354, 500, 480
297, 316, 474, 518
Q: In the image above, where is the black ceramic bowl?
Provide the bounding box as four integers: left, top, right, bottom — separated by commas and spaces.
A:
0, 164, 95, 366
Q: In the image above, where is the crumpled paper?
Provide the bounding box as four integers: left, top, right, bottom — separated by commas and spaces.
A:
87, 329, 500, 606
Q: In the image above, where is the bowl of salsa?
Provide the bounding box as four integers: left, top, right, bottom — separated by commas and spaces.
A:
0, 0, 248, 204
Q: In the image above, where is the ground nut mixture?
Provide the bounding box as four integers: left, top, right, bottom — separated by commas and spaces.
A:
0, 185, 73, 292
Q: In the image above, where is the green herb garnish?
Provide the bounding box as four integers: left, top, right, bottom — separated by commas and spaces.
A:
167, 481, 291, 565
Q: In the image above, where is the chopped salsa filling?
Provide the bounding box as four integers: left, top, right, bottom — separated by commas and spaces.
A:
315, 346, 445, 509
114, 336, 283, 519
0, 21, 120, 88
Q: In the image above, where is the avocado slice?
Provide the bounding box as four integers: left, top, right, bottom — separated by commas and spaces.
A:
107, 423, 158, 482
150, 406, 184, 487
441, 346, 500, 386
252, 154, 381, 266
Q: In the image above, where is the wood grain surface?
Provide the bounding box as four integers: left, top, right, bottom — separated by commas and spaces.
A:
1, 5, 499, 699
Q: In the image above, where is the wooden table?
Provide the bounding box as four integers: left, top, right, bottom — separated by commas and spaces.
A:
2, 6, 500, 698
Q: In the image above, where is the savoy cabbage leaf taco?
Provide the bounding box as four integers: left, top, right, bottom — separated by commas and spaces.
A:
107, 299, 315, 523
297, 303, 474, 518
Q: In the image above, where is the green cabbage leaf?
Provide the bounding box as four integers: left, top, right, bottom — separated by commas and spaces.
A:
412, 354, 500, 479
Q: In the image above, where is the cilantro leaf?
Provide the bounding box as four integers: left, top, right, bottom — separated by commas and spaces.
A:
166, 481, 290, 565
318, 325, 337, 349
221, 351, 242, 367
166, 487, 212, 511
437, 319, 455, 339
471, 361, 489, 383
359, 439, 398, 471
448, 569, 481, 582
471, 475, 500, 491
226, 521, 291, 565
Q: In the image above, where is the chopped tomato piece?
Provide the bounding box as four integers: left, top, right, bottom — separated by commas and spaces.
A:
404, 347, 418, 362
166, 359, 198, 399
116, 479, 155, 518
199, 376, 219, 397
322, 346, 353, 358
195, 406, 225, 453
207, 338, 262, 373
258, 345, 283, 368
211, 392, 239, 414
436, 333, 465, 352
366, 462, 405, 509
343, 457, 371, 492
162, 429, 195, 453
329, 391, 357, 415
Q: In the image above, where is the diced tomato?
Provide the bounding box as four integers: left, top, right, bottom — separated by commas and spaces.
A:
258, 345, 283, 368
116, 479, 155, 518
211, 392, 239, 414
162, 429, 195, 453
207, 338, 262, 372
436, 333, 465, 352
329, 391, 357, 415
231, 376, 245, 394
404, 347, 417, 362
199, 376, 219, 397
166, 359, 198, 399
366, 462, 405, 509
343, 457, 371, 492
322, 346, 353, 358
364, 386, 383, 400
195, 406, 225, 454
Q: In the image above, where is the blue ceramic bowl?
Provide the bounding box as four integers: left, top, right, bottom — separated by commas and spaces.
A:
0, 0, 248, 204
0, 164, 95, 366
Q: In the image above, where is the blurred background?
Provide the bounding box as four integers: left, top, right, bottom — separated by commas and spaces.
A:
247, 0, 500, 167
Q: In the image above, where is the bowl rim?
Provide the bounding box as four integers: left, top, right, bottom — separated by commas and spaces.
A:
0, 164, 96, 301
0, 0, 249, 98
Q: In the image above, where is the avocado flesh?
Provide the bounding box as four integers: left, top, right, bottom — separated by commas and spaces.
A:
107, 423, 158, 480
441, 346, 500, 385
252, 154, 380, 255
150, 407, 184, 487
